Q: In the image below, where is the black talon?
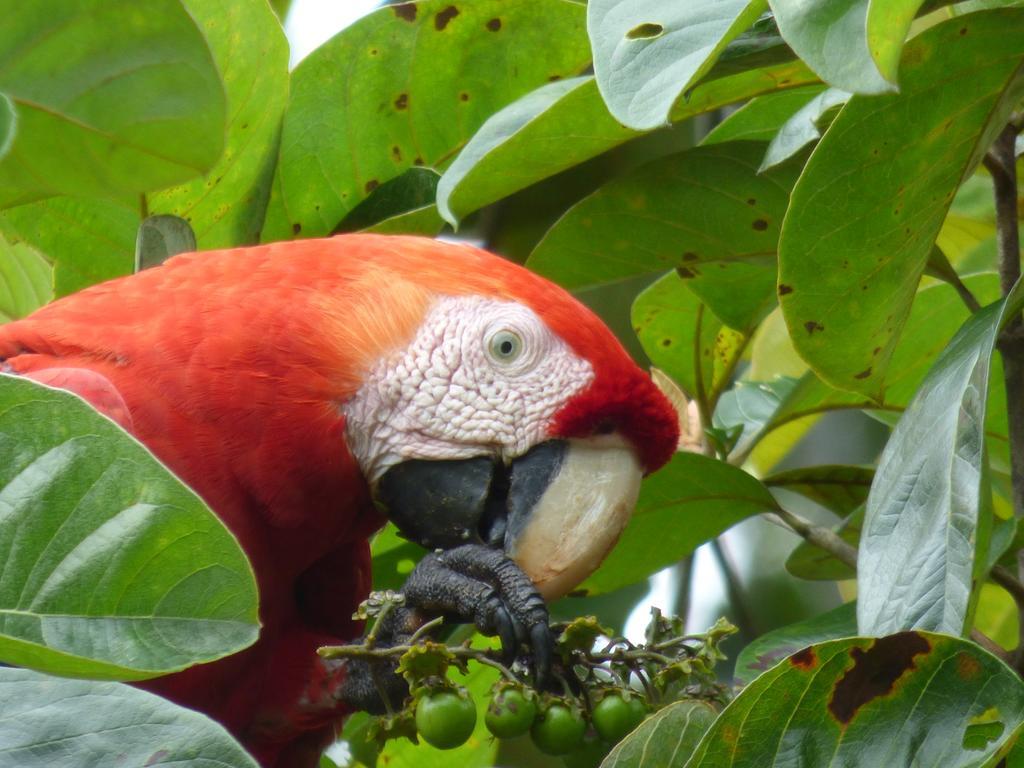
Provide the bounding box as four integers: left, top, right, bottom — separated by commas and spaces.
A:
531, 622, 552, 685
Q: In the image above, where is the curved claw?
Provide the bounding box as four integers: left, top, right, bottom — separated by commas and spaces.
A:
530, 622, 552, 685
487, 598, 520, 664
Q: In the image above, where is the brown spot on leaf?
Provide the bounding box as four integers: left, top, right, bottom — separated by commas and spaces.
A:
960, 26, 968, 35
660, 338, 672, 347
778, 284, 793, 295
393, 2, 417, 21
414, 156, 424, 166
752, 218, 768, 231
872, 347, 881, 356
392, 145, 402, 162
957, 651, 982, 680
567, 588, 588, 598
682, 251, 698, 262
676, 266, 699, 279
394, 93, 409, 110
292, 222, 302, 235
854, 367, 872, 380
828, 632, 931, 724
435, 5, 460, 30
805, 321, 824, 335
369, 48, 378, 56
549, 74, 562, 81
459, 92, 470, 102
365, 179, 379, 193
790, 647, 817, 669
747, 198, 757, 206
486, 17, 501, 31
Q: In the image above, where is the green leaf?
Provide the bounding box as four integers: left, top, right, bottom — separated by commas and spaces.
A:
581, 453, 780, 595
262, 0, 591, 242
733, 601, 856, 686
857, 281, 1024, 636
713, 377, 799, 458
0, 375, 259, 680
134, 215, 196, 272
760, 86, 849, 171
600, 700, 717, 768
786, 506, 862, 581
686, 632, 1024, 767
435, 59, 818, 225
0, 198, 138, 297
865, 1, 929, 84
0, 667, 259, 768
777, 11, 1024, 397
767, 0, 893, 94
0, 235, 51, 323
436, 77, 611, 227
587, 0, 768, 130
632, 273, 746, 405
0, 0, 226, 208
149, 0, 290, 248
701, 85, 825, 146
338, 168, 443, 235
371, 523, 425, 592
768, 274, 1003, 433
0, 0, 287, 294
0, 95, 13, 161
764, 465, 874, 515
527, 142, 797, 332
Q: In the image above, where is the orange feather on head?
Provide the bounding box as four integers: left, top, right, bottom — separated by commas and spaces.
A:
0, 234, 678, 766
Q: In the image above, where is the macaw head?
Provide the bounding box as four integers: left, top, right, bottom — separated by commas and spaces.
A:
336, 235, 679, 599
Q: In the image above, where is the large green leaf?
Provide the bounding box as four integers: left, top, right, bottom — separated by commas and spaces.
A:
262, 0, 590, 242
581, 453, 780, 595
0, 667, 258, 768
701, 85, 825, 146
149, 0, 289, 248
0, 235, 51, 323
767, 0, 892, 94
528, 142, 797, 334
760, 86, 849, 171
0, 375, 259, 680
865, 0, 929, 84
435, 59, 818, 226
857, 282, 1024, 636
631, 272, 746, 406
734, 601, 856, 686
686, 632, 1024, 767
587, 0, 767, 130
0, 198, 137, 297
768, 274, 1003, 433
0, 0, 226, 209
777, 11, 1024, 397
600, 700, 717, 768
0, 0, 286, 295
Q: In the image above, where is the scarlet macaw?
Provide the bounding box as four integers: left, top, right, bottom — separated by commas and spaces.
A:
0, 235, 678, 766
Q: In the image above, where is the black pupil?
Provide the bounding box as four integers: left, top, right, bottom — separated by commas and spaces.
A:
499, 340, 514, 355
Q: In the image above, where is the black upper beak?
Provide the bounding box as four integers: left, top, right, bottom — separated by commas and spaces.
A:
373, 441, 567, 552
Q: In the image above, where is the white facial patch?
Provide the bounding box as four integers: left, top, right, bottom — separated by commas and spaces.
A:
343, 296, 594, 482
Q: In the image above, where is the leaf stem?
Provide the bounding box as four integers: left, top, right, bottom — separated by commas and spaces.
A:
985, 123, 1024, 670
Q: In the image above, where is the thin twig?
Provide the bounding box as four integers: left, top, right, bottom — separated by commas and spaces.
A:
765, 508, 858, 569
986, 123, 1024, 670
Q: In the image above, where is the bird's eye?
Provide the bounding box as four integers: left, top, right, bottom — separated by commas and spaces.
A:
487, 329, 524, 363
